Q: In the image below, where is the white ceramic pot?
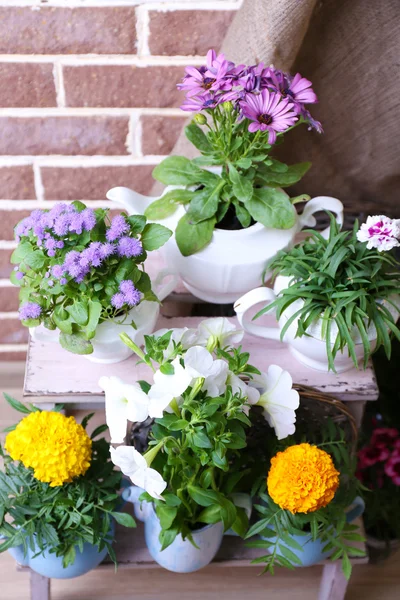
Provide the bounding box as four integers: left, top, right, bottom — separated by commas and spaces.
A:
106, 186, 344, 304
30, 270, 177, 364
234, 276, 400, 373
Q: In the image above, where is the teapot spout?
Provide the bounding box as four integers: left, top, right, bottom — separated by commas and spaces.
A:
106, 186, 154, 216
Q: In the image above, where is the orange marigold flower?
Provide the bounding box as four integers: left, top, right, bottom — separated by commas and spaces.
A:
267, 443, 339, 513
5, 411, 92, 487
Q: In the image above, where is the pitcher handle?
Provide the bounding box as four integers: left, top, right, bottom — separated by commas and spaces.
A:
298, 196, 344, 240
234, 287, 281, 340
153, 268, 179, 302
345, 496, 365, 523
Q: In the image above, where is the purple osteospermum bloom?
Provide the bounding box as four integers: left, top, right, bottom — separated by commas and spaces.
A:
178, 50, 235, 99
15, 271, 24, 280
52, 264, 64, 279
240, 89, 298, 143
81, 208, 96, 231
19, 302, 42, 321
267, 70, 317, 113
106, 215, 129, 242
111, 292, 126, 309
117, 237, 143, 258
180, 92, 220, 113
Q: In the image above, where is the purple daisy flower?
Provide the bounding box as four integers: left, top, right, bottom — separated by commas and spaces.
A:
178, 50, 235, 99
111, 292, 126, 309
106, 215, 129, 242
267, 70, 317, 113
240, 89, 298, 143
180, 92, 220, 113
117, 237, 143, 258
19, 302, 42, 321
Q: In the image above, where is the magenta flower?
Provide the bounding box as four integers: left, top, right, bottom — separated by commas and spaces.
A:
180, 92, 220, 113
371, 427, 399, 448
384, 452, 400, 485
357, 215, 400, 252
358, 445, 390, 468
240, 89, 298, 143
268, 70, 317, 113
178, 50, 235, 98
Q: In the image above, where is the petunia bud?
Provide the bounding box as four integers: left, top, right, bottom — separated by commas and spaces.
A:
194, 113, 207, 125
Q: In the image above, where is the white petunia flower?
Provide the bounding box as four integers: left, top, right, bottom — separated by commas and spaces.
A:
250, 365, 300, 440
110, 445, 166, 500
196, 317, 244, 349
148, 357, 192, 417
184, 346, 229, 396
153, 327, 199, 360
356, 215, 400, 252
228, 372, 260, 415
99, 376, 150, 444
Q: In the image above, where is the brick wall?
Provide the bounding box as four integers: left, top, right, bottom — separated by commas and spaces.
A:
0, 0, 239, 361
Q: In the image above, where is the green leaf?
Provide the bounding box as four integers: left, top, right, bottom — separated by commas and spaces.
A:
342, 553, 352, 580
291, 194, 311, 205
152, 156, 204, 186
127, 215, 147, 235
141, 223, 172, 251
169, 419, 189, 431
3, 393, 31, 414
198, 504, 222, 524
233, 202, 251, 228
111, 511, 136, 528
279, 544, 303, 566
231, 507, 249, 538
91, 424, 109, 439
175, 214, 216, 256
53, 310, 72, 335
160, 362, 175, 375
192, 430, 212, 448
10, 241, 33, 264
247, 187, 296, 229
186, 180, 225, 224
257, 162, 311, 187
236, 158, 252, 169
25, 250, 45, 270
219, 497, 237, 532
185, 123, 212, 153
67, 301, 89, 326
159, 527, 179, 551
86, 301, 102, 335
229, 164, 253, 203
156, 504, 178, 530
187, 485, 220, 507
144, 190, 194, 220
72, 200, 87, 212
59, 332, 93, 355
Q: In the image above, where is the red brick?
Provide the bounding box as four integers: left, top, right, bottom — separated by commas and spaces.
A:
64, 66, 183, 108
149, 10, 234, 56
0, 286, 19, 312
0, 319, 28, 344
0, 117, 129, 155
0, 167, 36, 200
0, 350, 27, 361
0, 7, 137, 54
141, 115, 187, 155
0, 249, 14, 279
0, 63, 56, 108
0, 210, 31, 241
41, 166, 155, 200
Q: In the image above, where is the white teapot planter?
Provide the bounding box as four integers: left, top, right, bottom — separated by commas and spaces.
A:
107, 186, 344, 304
30, 270, 177, 364
234, 276, 400, 373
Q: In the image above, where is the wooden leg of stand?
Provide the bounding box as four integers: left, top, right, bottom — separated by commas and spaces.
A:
318, 563, 349, 600
30, 570, 50, 600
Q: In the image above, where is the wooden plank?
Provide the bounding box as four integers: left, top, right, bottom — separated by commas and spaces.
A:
24, 316, 378, 404
318, 562, 349, 600
30, 571, 50, 600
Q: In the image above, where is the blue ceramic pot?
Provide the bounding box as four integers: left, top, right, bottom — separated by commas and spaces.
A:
263, 496, 365, 567
7, 522, 114, 579
123, 486, 252, 573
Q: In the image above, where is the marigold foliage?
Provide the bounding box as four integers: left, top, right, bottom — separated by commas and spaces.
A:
5, 411, 92, 487
267, 442, 339, 513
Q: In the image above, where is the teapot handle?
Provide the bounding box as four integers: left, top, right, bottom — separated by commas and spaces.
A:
234, 287, 281, 340
298, 196, 344, 240
153, 268, 179, 302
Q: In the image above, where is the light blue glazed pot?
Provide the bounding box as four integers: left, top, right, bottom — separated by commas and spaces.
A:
7, 527, 113, 579
123, 486, 252, 573
263, 496, 365, 567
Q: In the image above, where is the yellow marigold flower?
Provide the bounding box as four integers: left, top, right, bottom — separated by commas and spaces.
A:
267, 443, 339, 514
5, 411, 92, 487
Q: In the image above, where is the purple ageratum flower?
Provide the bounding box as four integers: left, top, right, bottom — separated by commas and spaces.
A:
68, 212, 84, 235
81, 208, 96, 231
99, 242, 116, 259
357, 215, 400, 252
86, 242, 103, 267
63, 250, 82, 278
119, 280, 141, 307
52, 264, 64, 279
19, 302, 42, 321
106, 215, 129, 242
44, 237, 57, 255
15, 271, 24, 280
111, 292, 126, 310
117, 237, 143, 258
240, 89, 298, 143
60, 277, 67, 285
53, 214, 70, 237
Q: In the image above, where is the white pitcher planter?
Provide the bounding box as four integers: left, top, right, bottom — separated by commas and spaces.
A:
30, 270, 177, 364
234, 276, 400, 373
107, 186, 344, 304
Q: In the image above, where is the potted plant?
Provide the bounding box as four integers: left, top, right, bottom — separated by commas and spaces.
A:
357, 425, 400, 561
100, 317, 300, 572
235, 214, 400, 372
106, 49, 343, 303
0, 394, 136, 579
11, 201, 175, 363
246, 426, 365, 579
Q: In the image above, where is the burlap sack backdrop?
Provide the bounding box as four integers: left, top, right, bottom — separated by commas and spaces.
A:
154, 0, 399, 217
